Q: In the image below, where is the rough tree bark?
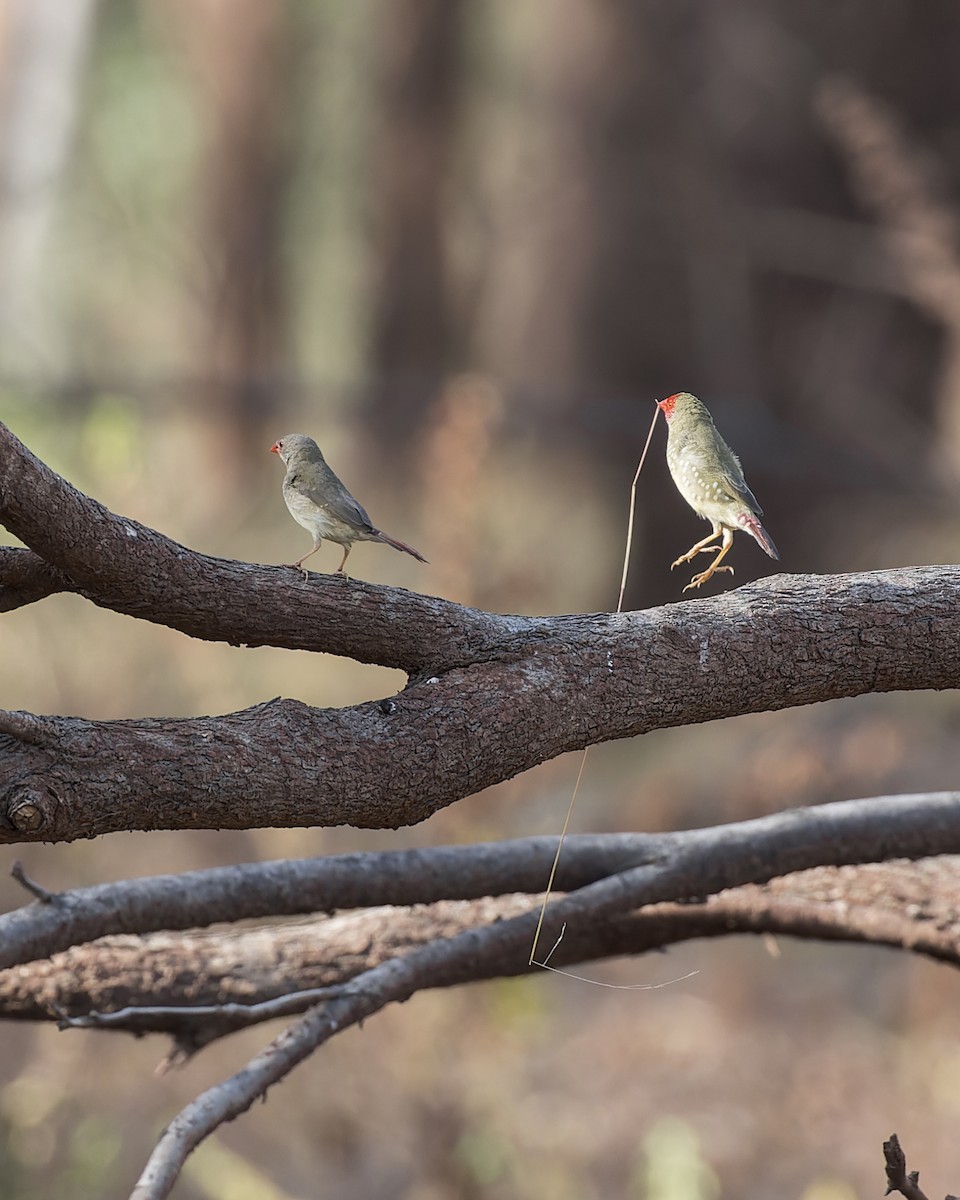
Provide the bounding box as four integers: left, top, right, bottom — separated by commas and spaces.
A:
2, 420, 960, 842
2, 417, 960, 1199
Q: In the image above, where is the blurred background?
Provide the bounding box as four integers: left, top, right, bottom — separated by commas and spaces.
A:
2, 1, 960, 1196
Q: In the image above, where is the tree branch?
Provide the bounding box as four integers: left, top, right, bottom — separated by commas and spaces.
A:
127, 792, 960, 1200
0, 545, 72, 610
0, 833, 661, 968
3, 794, 960, 968
6, 856, 960, 1036
3, 558, 960, 839
6, 420, 960, 1196
5, 419, 960, 841
883, 1134, 937, 1200
2, 794, 960, 1054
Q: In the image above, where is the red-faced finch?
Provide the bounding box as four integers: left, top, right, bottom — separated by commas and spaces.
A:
657, 392, 778, 591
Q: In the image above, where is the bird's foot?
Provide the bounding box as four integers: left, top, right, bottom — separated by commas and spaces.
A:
670, 545, 719, 570
287, 562, 311, 581
682, 564, 734, 593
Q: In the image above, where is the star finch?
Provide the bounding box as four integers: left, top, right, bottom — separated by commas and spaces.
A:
271, 434, 427, 575
657, 392, 778, 591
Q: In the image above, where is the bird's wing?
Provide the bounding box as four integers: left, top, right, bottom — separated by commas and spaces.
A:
292, 468, 376, 532
325, 486, 376, 532
714, 441, 762, 515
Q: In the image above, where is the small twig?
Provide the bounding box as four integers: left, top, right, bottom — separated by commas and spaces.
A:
54, 986, 357, 1072
883, 1134, 931, 1200
616, 403, 661, 612
55, 985, 346, 1035
10, 860, 62, 904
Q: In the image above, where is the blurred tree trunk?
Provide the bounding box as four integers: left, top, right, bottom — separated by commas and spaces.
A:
162, 0, 295, 477
469, 2, 698, 605
0, 0, 98, 377
471, 0, 637, 393
364, 0, 463, 470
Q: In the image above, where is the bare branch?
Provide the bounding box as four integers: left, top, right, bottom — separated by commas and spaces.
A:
883, 1134, 934, 1200
7, 901, 540, 1036
4, 794, 960, 970
6, 856, 960, 1037
129, 801, 960, 1200
0, 833, 661, 968
0, 546, 71, 610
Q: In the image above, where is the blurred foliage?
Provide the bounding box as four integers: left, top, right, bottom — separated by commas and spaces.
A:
639, 1118, 719, 1200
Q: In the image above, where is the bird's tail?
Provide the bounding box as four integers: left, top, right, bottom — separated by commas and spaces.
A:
741, 513, 779, 560
373, 529, 428, 564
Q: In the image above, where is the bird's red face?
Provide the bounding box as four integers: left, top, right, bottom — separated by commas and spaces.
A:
657, 394, 680, 421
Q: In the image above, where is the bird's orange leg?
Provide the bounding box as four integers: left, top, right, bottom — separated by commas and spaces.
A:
671, 527, 722, 570
291, 539, 322, 577
335, 544, 351, 574
683, 529, 735, 592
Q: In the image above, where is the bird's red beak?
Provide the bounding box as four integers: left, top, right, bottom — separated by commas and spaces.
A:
270, 441, 280, 454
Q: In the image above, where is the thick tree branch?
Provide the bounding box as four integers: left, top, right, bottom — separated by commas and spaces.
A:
4, 419, 960, 840
3, 557, 960, 839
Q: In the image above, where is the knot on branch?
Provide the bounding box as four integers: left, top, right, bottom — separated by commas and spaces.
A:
3, 786, 56, 835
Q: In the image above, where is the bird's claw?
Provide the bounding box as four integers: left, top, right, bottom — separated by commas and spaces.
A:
670, 546, 718, 570
682, 564, 734, 592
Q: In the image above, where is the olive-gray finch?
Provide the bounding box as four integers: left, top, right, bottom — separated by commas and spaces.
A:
657, 391, 778, 591
271, 434, 427, 575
